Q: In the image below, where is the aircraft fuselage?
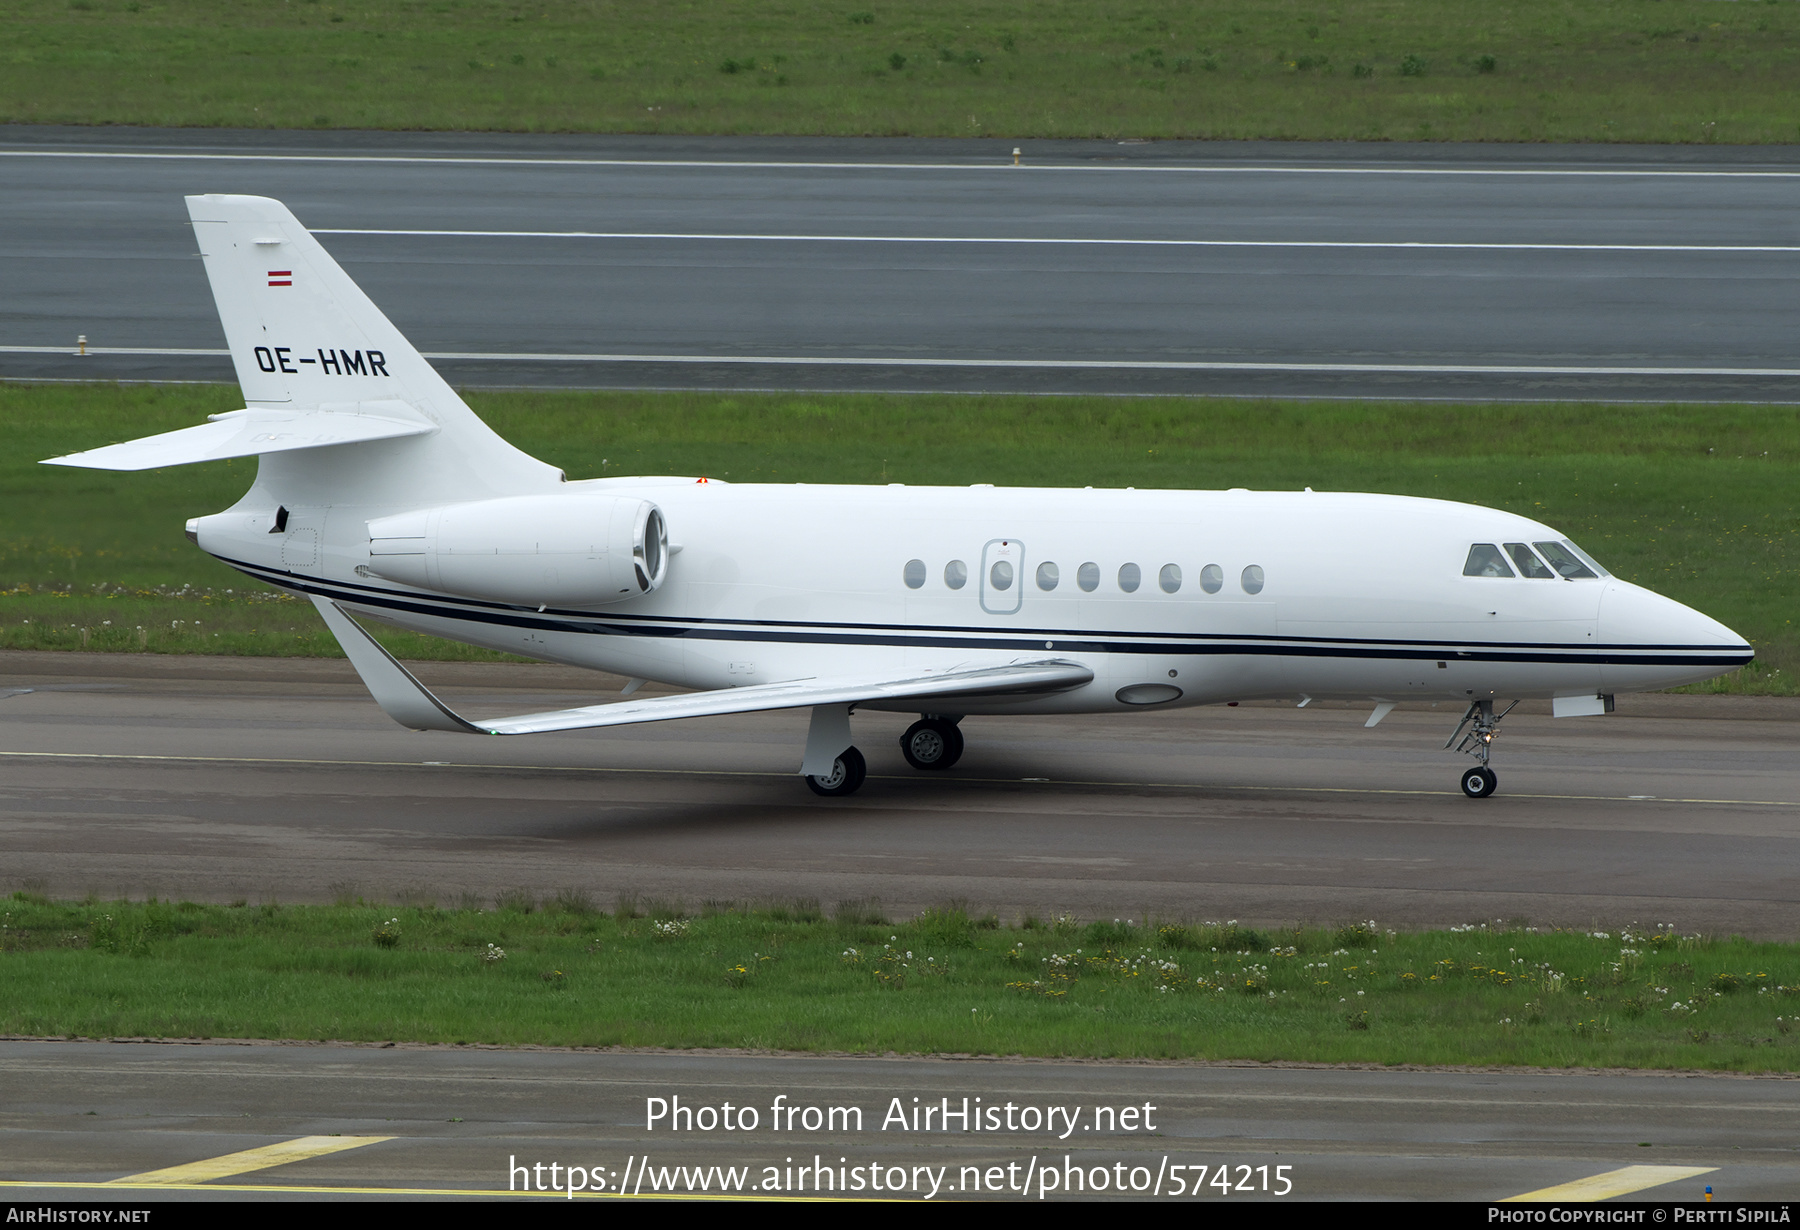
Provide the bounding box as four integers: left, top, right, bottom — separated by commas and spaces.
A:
195, 479, 1750, 716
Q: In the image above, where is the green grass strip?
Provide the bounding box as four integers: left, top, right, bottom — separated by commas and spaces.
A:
6, 0, 1799, 144
4, 382, 1795, 691
3, 893, 1796, 1069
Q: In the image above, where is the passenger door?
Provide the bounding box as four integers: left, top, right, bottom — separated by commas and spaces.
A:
980, 538, 1024, 615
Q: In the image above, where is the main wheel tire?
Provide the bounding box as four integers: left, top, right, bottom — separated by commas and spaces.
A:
900, 718, 964, 771
805, 745, 867, 796
1460, 765, 1498, 799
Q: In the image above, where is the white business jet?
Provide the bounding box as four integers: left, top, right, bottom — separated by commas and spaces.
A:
45, 196, 1752, 799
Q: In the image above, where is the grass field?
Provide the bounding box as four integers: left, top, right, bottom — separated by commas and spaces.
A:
2, 893, 1795, 1069
2, 382, 1794, 690
6, 0, 1799, 144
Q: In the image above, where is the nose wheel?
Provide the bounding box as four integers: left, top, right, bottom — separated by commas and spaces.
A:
1446, 699, 1517, 798
805, 746, 867, 796
1460, 765, 1498, 798
900, 717, 964, 770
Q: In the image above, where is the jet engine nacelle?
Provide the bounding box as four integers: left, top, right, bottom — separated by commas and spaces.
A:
365, 492, 668, 607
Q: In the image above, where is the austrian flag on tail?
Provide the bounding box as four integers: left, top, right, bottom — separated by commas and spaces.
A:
267, 270, 291, 287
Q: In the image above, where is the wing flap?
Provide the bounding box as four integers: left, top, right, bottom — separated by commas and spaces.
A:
309, 596, 1093, 735
41, 401, 436, 471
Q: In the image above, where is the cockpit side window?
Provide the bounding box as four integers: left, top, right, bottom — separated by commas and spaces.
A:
1535, 540, 1600, 579
1463, 544, 1514, 578
1505, 542, 1555, 579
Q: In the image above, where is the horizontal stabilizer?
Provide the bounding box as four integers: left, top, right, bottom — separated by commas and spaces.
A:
310, 596, 1094, 736
42, 402, 436, 471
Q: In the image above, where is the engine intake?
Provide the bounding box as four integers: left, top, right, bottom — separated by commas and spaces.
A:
365, 492, 668, 607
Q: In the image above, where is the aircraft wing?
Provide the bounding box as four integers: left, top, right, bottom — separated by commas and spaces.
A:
311, 596, 1094, 735
41, 402, 436, 471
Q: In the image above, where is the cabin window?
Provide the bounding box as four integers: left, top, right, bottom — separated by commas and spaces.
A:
1118, 563, 1141, 593
945, 559, 968, 590
1535, 540, 1600, 579
1241, 564, 1265, 595
903, 559, 926, 589
1463, 544, 1514, 578
990, 560, 1015, 591
1199, 563, 1223, 594
1077, 562, 1100, 592
1036, 561, 1060, 591
1159, 564, 1182, 593
1505, 543, 1556, 579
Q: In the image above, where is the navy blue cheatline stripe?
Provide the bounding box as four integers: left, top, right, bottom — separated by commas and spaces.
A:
222, 555, 1740, 655
223, 555, 1734, 654
226, 558, 1753, 669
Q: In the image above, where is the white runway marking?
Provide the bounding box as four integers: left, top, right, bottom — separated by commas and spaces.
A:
0, 345, 230, 356
5, 149, 1800, 178
5, 345, 1796, 378
313, 227, 1800, 255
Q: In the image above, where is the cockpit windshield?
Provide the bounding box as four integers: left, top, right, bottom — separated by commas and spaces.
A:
1465, 539, 1608, 580
1505, 542, 1555, 579
1535, 540, 1602, 579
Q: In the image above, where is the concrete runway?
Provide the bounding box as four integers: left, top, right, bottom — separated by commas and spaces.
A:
3, 1041, 1796, 1201
3, 126, 1799, 401
4, 651, 1799, 937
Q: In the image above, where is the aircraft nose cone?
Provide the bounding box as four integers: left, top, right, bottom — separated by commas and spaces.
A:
1598, 580, 1753, 692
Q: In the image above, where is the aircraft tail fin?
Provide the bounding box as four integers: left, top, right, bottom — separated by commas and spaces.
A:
176, 194, 558, 501
189, 193, 444, 409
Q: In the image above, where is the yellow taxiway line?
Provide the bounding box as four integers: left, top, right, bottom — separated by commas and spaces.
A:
1, 1135, 842, 1200
104, 1135, 392, 1185
1505, 1164, 1717, 1202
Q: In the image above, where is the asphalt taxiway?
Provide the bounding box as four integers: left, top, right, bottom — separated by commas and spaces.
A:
4, 652, 1797, 936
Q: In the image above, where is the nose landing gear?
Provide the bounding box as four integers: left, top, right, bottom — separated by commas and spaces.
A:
1446, 699, 1518, 798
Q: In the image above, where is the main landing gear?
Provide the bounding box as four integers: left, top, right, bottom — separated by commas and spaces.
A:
1446, 698, 1518, 798
805, 713, 964, 796
805, 746, 867, 797
899, 715, 964, 771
